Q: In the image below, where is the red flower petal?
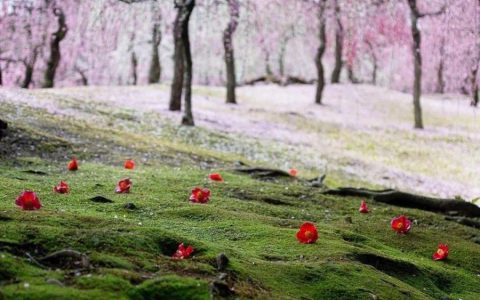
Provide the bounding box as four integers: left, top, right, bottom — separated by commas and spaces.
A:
16, 191, 42, 210
208, 173, 224, 182
68, 157, 78, 171
115, 178, 132, 193
432, 244, 449, 261
189, 187, 210, 204
172, 243, 194, 260
296, 222, 318, 244
53, 181, 70, 194
289, 168, 298, 177
359, 200, 369, 213
391, 215, 412, 234
124, 159, 135, 170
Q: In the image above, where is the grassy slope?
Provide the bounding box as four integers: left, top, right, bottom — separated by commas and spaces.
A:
1, 90, 480, 300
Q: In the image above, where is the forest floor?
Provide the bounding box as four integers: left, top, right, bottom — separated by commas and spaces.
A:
0, 83, 479, 299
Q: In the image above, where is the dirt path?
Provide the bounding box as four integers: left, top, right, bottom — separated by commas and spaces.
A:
1, 83, 479, 201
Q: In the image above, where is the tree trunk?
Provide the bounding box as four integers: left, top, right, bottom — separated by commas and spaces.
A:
180, 0, 195, 126
223, 0, 239, 104
366, 40, 377, 84
471, 65, 479, 107
169, 3, 185, 111
435, 38, 445, 93
22, 63, 34, 89
148, 21, 162, 84
330, 0, 343, 84
347, 65, 359, 84
407, 0, 424, 129
42, 8, 68, 88
131, 51, 138, 85
0, 118, 7, 141
315, 1, 327, 105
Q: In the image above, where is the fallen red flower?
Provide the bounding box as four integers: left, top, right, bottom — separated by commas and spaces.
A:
53, 181, 69, 194
189, 187, 210, 203
208, 173, 224, 182
359, 200, 369, 213
68, 157, 78, 171
16, 191, 42, 210
124, 159, 135, 170
432, 244, 449, 261
296, 222, 318, 244
289, 168, 298, 177
172, 243, 194, 260
115, 178, 132, 193
391, 215, 412, 234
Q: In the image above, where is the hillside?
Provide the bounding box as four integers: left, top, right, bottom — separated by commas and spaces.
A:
0, 84, 479, 299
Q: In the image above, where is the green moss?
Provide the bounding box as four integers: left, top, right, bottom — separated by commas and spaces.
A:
1, 91, 480, 299
128, 275, 210, 300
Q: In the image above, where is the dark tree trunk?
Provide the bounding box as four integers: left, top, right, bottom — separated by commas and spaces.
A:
42, 8, 68, 88
471, 65, 479, 107
22, 63, 34, 89
407, 0, 424, 129
76, 67, 88, 86
347, 65, 359, 84
315, 1, 327, 104
148, 20, 162, 84
331, 0, 343, 84
169, 4, 185, 111
131, 51, 138, 85
0, 66, 2, 86
435, 38, 445, 93
181, 0, 195, 126
366, 40, 377, 84
223, 0, 239, 104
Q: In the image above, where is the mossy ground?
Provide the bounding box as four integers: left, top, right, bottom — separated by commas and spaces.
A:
1, 87, 480, 299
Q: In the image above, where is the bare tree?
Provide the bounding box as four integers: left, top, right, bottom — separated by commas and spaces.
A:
330, 0, 343, 83
223, 0, 240, 104
42, 7, 68, 88
315, 0, 327, 104
148, 2, 162, 84
177, 0, 195, 126
406, 0, 445, 129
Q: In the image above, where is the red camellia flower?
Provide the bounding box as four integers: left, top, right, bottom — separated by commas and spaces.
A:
289, 168, 298, 177
359, 200, 369, 213
16, 191, 42, 210
391, 215, 412, 234
172, 243, 194, 260
124, 159, 135, 170
208, 173, 224, 182
68, 157, 78, 171
53, 181, 69, 194
189, 187, 210, 203
432, 244, 449, 261
296, 222, 318, 244
115, 178, 132, 193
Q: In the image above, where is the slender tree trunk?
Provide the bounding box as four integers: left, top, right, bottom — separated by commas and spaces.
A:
471, 65, 479, 107
0, 66, 2, 86
366, 40, 377, 84
347, 65, 359, 84
223, 0, 239, 104
22, 63, 34, 89
315, 1, 327, 104
42, 8, 68, 88
407, 0, 424, 129
131, 51, 138, 85
181, 0, 195, 126
148, 21, 162, 83
169, 4, 185, 111
435, 38, 445, 93
331, 0, 343, 84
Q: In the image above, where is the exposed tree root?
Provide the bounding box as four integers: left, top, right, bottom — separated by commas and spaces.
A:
444, 216, 480, 229
39, 249, 90, 269
323, 187, 480, 217
233, 167, 292, 179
